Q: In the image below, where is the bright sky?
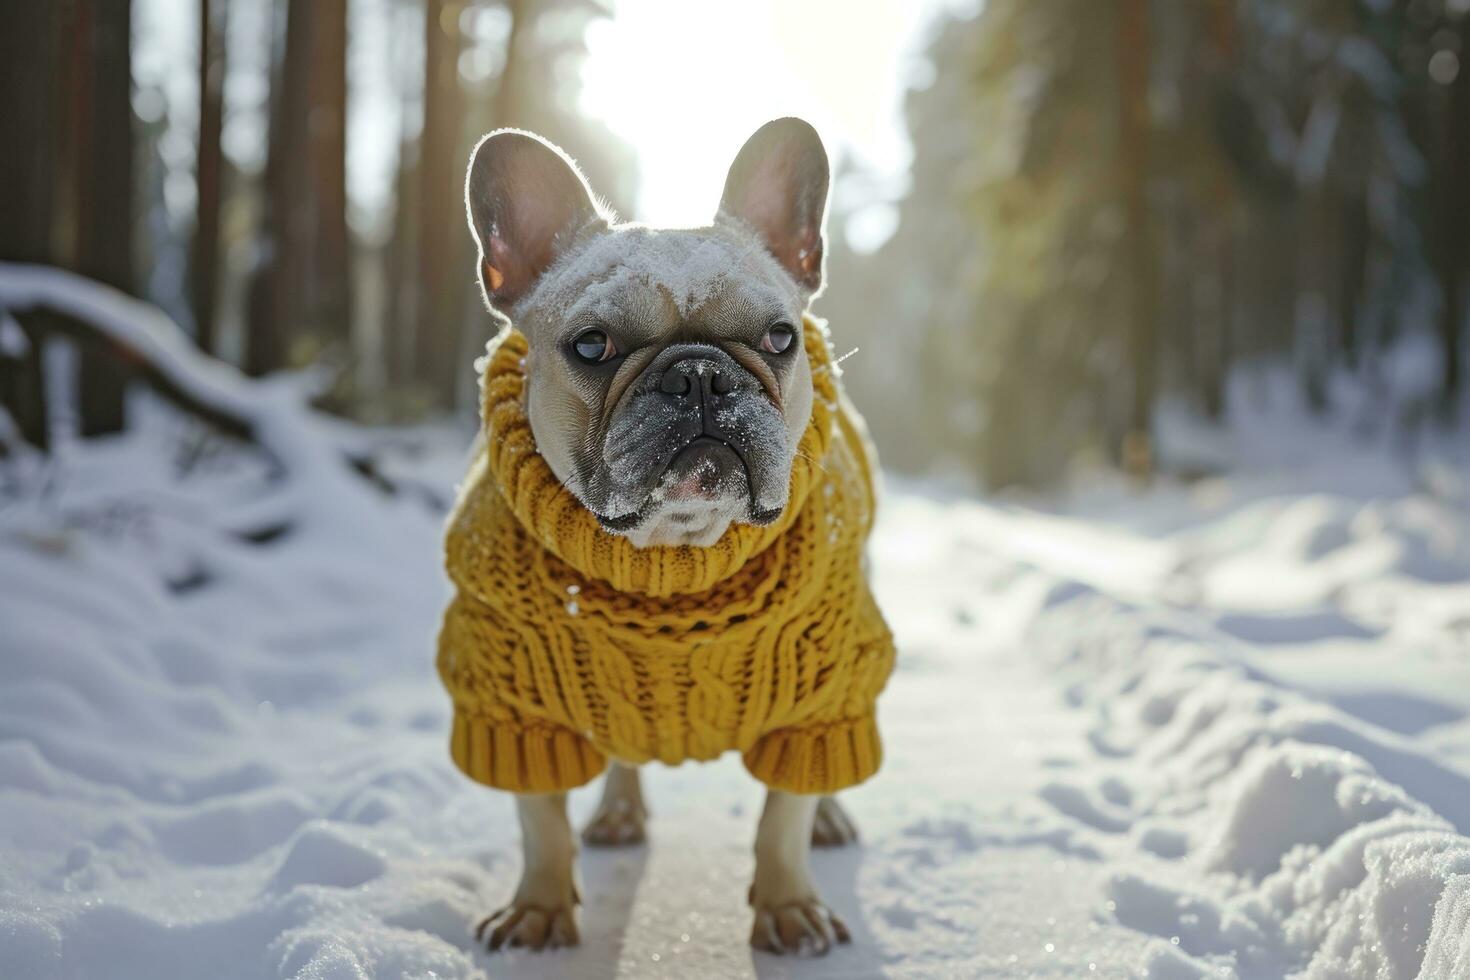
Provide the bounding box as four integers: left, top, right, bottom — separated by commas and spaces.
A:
133, 0, 969, 248
579, 0, 967, 243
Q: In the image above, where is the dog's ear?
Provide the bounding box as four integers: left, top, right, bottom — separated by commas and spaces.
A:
465, 129, 606, 309
717, 117, 830, 294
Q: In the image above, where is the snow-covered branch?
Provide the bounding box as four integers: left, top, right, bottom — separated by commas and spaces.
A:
0, 263, 265, 448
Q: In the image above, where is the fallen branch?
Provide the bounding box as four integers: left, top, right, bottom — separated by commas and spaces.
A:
0, 264, 451, 520
0, 263, 264, 451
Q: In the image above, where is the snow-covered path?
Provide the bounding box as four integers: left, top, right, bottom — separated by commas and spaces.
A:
3, 403, 1470, 977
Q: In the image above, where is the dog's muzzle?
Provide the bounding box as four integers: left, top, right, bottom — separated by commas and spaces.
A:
593, 343, 788, 530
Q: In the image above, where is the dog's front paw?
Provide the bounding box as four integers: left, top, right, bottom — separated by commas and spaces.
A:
749, 899, 851, 956
475, 901, 580, 951
811, 796, 858, 848
581, 796, 646, 847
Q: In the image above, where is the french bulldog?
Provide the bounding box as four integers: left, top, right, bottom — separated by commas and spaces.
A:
462, 117, 861, 956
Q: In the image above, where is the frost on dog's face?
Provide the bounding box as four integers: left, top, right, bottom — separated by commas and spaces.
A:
464, 120, 829, 547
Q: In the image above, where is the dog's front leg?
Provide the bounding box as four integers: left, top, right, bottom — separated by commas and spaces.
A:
476, 791, 580, 951
748, 790, 852, 955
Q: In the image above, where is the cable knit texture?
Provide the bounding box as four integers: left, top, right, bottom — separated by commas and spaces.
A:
436, 316, 895, 795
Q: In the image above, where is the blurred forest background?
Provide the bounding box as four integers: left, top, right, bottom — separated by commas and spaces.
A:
1, 0, 1467, 492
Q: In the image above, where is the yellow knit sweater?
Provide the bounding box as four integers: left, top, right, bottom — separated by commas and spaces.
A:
436, 317, 895, 795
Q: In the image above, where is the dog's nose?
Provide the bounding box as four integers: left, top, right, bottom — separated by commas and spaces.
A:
658, 358, 733, 403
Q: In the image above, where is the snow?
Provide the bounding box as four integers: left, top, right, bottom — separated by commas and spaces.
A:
521, 219, 797, 324
4, 281, 1470, 977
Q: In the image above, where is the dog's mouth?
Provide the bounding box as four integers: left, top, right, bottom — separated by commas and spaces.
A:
594, 433, 784, 533
665, 436, 745, 498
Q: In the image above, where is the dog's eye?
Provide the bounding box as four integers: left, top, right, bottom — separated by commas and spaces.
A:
571, 329, 617, 363
762, 323, 797, 355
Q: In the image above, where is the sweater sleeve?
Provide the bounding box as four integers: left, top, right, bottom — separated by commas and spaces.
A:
742, 713, 883, 795
437, 592, 606, 794
742, 417, 897, 796
741, 626, 895, 795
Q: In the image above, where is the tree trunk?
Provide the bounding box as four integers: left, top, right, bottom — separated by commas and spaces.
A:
496, 0, 528, 127
63, 0, 136, 436
1338, 192, 1368, 370
0, 0, 135, 444
415, 0, 469, 406
386, 139, 419, 388
1119, 0, 1157, 478
192, 0, 227, 355
1436, 16, 1468, 419
305, 0, 351, 357
247, 0, 290, 375
1202, 0, 1238, 420
0, 2, 57, 451
249, 0, 350, 376
1296, 178, 1336, 413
